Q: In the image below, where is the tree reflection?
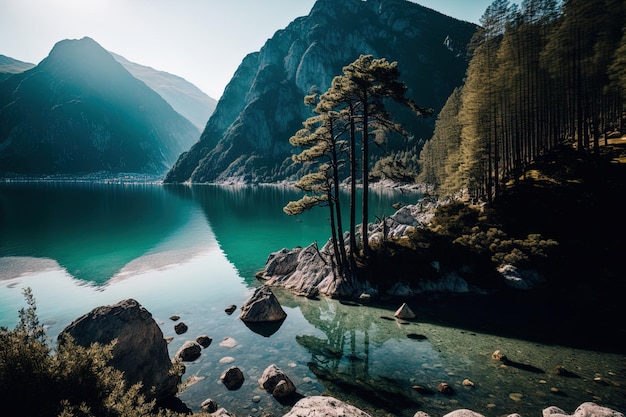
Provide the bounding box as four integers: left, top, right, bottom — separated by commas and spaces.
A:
290, 294, 422, 415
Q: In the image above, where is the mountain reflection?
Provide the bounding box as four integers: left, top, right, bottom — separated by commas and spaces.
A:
0, 182, 194, 284
165, 184, 420, 282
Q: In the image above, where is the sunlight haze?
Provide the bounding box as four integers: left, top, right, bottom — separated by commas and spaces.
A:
1, 0, 491, 99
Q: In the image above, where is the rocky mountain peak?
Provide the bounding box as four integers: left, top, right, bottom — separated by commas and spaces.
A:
165, 0, 477, 184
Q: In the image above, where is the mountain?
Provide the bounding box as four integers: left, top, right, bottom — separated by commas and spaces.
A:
110, 52, 217, 130
165, 0, 477, 184
0, 55, 35, 82
0, 37, 199, 176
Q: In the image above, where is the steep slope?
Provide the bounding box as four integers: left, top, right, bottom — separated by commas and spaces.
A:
110, 52, 217, 130
0, 37, 199, 176
0, 55, 35, 82
165, 0, 476, 184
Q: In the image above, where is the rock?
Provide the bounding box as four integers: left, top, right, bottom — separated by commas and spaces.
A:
174, 322, 188, 335
196, 335, 212, 348
443, 411, 484, 417
212, 408, 234, 417
221, 366, 244, 390
219, 337, 238, 348
59, 298, 180, 401
552, 404, 625, 417
169, 315, 180, 321
201, 398, 218, 413
414, 412, 431, 417
258, 364, 296, 399
175, 341, 202, 362
239, 286, 287, 323
387, 282, 415, 297
509, 393, 523, 402
497, 264, 545, 290
283, 395, 372, 417
492, 350, 507, 361
219, 357, 235, 364
394, 302, 416, 319
225, 305, 237, 315
554, 365, 579, 378
257, 243, 369, 299
437, 382, 455, 395
462, 379, 475, 387
407, 333, 427, 340
358, 293, 373, 302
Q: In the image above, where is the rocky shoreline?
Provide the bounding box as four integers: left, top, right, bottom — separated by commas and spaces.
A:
59, 295, 624, 417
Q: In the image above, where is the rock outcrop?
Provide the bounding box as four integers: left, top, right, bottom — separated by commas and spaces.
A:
59, 298, 180, 401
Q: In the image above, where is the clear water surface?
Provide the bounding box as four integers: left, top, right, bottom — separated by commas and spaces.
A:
0, 181, 624, 417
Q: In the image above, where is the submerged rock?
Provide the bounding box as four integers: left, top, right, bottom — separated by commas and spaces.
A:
59, 298, 180, 401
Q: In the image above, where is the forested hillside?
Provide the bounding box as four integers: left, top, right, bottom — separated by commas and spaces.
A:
419, 0, 626, 201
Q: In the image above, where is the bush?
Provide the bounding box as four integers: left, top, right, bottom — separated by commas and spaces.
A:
0, 289, 189, 417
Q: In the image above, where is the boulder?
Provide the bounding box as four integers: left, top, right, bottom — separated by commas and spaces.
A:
196, 335, 213, 348
283, 396, 372, 417
220, 366, 245, 390
175, 341, 202, 362
543, 403, 625, 417
59, 298, 180, 401
174, 322, 188, 335
258, 364, 296, 399
201, 398, 218, 413
239, 286, 287, 323
394, 302, 416, 319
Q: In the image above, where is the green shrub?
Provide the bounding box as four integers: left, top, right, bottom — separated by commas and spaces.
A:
0, 289, 191, 417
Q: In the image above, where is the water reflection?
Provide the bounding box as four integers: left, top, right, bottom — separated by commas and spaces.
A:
165, 184, 421, 282
273, 288, 626, 417
0, 182, 195, 284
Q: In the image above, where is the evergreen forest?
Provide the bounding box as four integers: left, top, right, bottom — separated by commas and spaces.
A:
418, 0, 626, 201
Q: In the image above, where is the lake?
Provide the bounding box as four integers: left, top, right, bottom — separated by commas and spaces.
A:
0, 181, 624, 417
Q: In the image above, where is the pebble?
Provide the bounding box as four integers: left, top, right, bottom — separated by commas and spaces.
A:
219, 356, 235, 364
252, 395, 261, 403
509, 393, 523, 402
219, 337, 238, 348
462, 379, 475, 387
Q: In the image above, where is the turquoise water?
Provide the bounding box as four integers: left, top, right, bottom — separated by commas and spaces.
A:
0, 182, 624, 417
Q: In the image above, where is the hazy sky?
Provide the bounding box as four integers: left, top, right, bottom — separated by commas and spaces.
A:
1, 0, 492, 99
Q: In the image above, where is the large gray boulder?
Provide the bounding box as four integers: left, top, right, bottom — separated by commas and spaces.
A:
59, 298, 180, 401
239, 286, 287, 323
282, 396, 372, 417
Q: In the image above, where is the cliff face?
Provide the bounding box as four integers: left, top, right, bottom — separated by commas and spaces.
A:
165, 0, 476, 184
0, 37, 199, 176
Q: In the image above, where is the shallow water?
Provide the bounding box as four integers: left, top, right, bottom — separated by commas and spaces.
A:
0, 182, 624, 417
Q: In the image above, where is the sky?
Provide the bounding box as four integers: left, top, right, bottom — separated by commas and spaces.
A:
1, 0, 493, 100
